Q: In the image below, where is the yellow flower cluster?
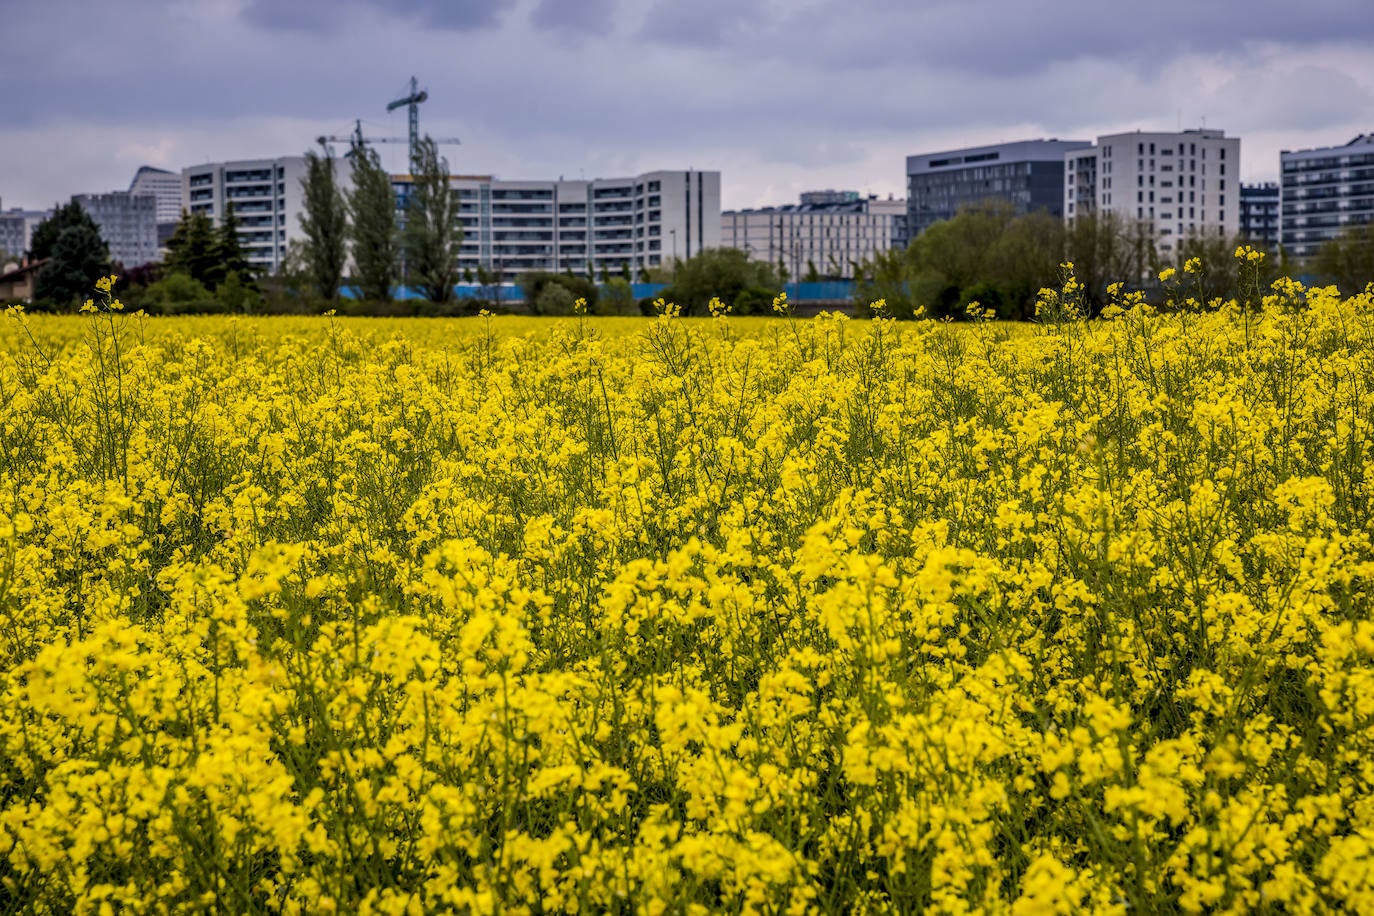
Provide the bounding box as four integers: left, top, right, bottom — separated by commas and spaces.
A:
3, 282, 1374, 913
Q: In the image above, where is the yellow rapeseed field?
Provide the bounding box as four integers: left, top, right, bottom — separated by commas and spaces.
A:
2, 266, 1374, 914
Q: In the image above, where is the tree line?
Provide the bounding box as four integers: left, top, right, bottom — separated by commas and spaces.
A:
852, 200, 1307, 320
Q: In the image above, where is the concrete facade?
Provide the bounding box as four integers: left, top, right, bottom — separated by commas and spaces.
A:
183, 157, 308, 272
397, 170, 720, 278
1240, 183, 1281, 253
1064, 128, 1241, 260
721, 195, 906, 279
1280, 133, 1374, 260
907, 139, 1091, 238
74, 191, 159, 268
0, 200, 52, 261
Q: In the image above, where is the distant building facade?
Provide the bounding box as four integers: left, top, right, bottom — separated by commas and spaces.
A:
1064, 128, 1241, 261
1240, 183, 1280, 253
0, 199, 52, 261
721, 194, 906, 279
130, 166, 185, 245
182, 157, 308, 272
74, 192, 159, 268
906, 139, 1091, 238
393, 170, 720, 278
1280, 133, 1374, 260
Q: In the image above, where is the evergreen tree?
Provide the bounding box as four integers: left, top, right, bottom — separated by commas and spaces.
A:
299, 144, 348, 301
164, 210, 220, 289
347, 137, 398, 302
31, 201, 112, 306
211, 202, 253, 289
401, 136, 460, 304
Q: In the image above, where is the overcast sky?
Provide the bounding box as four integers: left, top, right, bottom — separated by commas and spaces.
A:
4, 0, 1373, 212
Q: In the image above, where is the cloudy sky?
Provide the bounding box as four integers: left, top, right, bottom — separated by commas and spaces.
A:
4, 0, 1373, 212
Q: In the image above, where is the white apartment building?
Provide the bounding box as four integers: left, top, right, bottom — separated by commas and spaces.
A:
721, 194, 906, 279
400, 170, 720, 277
130, 166, 184, 226
74, 191, 159, 268
182, 157, 308, 272
1065, 128, 1241, 260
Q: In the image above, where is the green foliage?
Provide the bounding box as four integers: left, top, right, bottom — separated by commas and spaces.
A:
598, 277, 637, 316
1314, 221, 1374, 294
660, 248, 779, 316
164, 211, 221, 290
140, 272, 216, 312
533, 282, 577, 316
804, 259, 820, 283
521, 271, 598, 315
347, 138, 399, 303
211, 203, 253, 290
217, 271, 260, 313
31, 202, 112, 306
402, 136, 461, 304
299, 145, 348, 302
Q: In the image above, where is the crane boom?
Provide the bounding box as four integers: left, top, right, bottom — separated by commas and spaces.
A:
387, 76, 430, 163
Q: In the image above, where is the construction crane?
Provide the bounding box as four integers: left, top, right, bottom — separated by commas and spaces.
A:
387, 77, 428, 164
317, 119, 460, 166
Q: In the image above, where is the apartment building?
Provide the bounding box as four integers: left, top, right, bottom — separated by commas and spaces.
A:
721, 193, 906, 279
394, 170, 720, 278
130, 166, 186, 244
74, 191, 159, 268
1280, 133, 1374, 260
182, 157, 308, 272
1064, 128, 1241, 260
1240, 183, 1281, 253
0, 199, 51, 262
907, 139, 1091, 238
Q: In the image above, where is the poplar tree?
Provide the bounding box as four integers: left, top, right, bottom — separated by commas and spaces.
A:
402, 136, 461, 304
299, 144, 348, 301
346, 137, 398, 303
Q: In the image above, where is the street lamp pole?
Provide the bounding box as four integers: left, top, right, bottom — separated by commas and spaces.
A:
670, 228, 678, 276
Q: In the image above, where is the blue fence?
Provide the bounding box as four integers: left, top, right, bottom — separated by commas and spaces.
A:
344, 280, 859, 304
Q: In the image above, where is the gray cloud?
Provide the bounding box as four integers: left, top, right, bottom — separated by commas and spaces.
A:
531, 0, 620, 35
3, 0, 1374, 211
243, 0, 513, 31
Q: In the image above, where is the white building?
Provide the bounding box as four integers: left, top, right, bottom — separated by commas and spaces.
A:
74, 192, 159, 268
0, 199, 51, 262
1280, 133, 1374, 260
1064, 128, 1241, 260
396, 169, 720, 277
721, 194, 906, 279
182, 157, 308, 272
130, 166, 184, 226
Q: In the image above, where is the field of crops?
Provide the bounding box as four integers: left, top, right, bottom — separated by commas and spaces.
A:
2, 276, 1374, 914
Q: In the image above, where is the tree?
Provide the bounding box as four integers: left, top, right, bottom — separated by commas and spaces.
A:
401, 135, 461, 304
164, 210, 220, 289
521, 271, 598, 314
347, 137, 399, 302
299, 143, 348, 302
804, 259, 821, 283
660, 247, 779, 315
1314, 222, 1374, 294
31, 201, 111, 306
211, 202, 253, 290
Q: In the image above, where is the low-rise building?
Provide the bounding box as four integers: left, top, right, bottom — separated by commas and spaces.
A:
1280, 133, 1374, 260
721, 193, 906, 279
